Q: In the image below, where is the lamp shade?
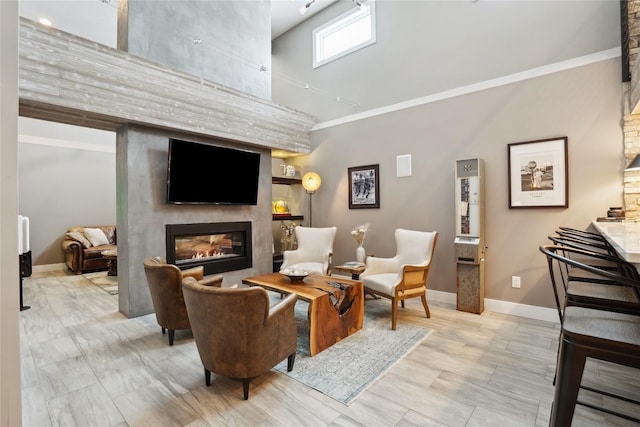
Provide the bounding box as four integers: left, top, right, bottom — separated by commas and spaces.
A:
302, 172, 321, 193
626, 154, 640, 171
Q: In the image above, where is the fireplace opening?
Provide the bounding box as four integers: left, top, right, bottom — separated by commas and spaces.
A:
166, 222, 252, 275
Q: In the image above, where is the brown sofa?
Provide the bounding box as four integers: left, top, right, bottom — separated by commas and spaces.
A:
62, 226, 117, 274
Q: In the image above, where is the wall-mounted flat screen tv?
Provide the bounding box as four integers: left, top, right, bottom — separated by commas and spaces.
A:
166, 138, 260, 205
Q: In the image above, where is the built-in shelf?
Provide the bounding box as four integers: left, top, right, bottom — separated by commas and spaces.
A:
272, 176, 303, 221
272, 214, 304, 221
272, 176, 302, 185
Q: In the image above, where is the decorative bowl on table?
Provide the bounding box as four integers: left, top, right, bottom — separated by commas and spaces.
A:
280, 268, 309, 283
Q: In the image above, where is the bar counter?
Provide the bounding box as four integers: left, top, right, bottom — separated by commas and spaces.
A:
591, 220, 640, 263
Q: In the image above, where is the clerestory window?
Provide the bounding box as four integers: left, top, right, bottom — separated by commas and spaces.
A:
312, 0, 376, 68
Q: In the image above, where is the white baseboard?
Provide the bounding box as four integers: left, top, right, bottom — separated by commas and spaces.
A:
32, 263, 66, 273
31, 268, 559, 323
427, 289, 559, 324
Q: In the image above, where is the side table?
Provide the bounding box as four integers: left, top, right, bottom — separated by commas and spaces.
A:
333, 262, 366, 279
101, 249, 118, 276
333, 262, 380, 299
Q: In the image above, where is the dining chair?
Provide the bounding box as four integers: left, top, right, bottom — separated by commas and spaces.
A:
557, 226, 614, 246
547, 234, 628, 285
539, 244, 640, 425
540, 244, 640, 319
550, 305, 640, 426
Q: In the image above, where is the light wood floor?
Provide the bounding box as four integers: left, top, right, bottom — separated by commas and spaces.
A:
20, 270, 640, 427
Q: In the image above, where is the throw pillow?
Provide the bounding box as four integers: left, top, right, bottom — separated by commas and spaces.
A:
83, 227, 110, 247
66, 231, 92, 249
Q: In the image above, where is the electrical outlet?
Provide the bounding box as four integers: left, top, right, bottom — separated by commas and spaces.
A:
512, 276, 521, 288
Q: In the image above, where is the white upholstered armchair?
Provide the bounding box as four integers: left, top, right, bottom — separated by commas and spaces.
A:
280, 226, 337, 276
360, 229, 438, 330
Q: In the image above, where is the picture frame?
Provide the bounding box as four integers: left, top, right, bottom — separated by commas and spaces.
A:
508, 137, 568, 208
348, 164, 380, 209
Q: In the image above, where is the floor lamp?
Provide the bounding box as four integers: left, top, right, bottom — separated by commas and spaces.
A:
302, 172, 321, 227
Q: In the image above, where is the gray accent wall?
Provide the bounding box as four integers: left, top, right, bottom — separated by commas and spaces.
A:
116, 125, 272, 317
117, 0, 274, 317
119, 0, 271, 100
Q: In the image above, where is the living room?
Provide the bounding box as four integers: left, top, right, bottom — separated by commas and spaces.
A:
16, 0, 625, 317
2, 0, 638, 425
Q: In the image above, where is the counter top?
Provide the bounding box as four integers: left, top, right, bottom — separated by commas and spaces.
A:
591, 220, 640, 263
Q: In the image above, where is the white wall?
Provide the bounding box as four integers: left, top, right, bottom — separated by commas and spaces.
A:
1, 1, 23, 423
272, 1, 620, 123
18, 119, 116, 266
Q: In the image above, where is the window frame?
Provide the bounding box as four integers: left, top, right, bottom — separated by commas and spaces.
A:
312, 0, 376, 69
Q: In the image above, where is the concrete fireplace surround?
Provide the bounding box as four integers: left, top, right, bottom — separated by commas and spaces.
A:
18, 5, 315, 317
18, 18, 314, 152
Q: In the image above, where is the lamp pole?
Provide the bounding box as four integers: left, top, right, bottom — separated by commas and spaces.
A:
307, 190, 314, 227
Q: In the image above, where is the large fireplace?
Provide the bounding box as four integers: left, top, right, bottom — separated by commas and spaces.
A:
166, 222, 252, 275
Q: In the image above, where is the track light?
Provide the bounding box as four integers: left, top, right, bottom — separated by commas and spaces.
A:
299, 0, 315, 15
300, 0, 366, 15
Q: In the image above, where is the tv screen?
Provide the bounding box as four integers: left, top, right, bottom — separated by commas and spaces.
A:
166, 138, 260, 205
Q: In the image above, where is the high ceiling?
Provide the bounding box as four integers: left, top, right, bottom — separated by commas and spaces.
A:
272, 0, 338, 39
18, 0, 339, 44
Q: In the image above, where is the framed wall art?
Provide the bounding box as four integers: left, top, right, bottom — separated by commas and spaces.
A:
508, 137, 568, 208
348, 164, 380, 209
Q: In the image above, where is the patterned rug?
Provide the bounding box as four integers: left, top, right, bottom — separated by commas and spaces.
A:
271, 294, 432, 405
82, 271, 118, 295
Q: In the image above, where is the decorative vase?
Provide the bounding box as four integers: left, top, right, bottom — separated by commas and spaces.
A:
356, 245, 366, 263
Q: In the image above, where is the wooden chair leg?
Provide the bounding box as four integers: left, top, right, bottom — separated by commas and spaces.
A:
287, 352, 296, 372
204, 368, 211, 386
421, 295, 431, 318
168, 329, 175, 346
242, 379, 251, 400
391, 298, 398, 330
161, 327, 166, 334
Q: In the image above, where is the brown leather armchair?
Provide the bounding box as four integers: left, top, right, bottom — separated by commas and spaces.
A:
143, 257, 222, 345
182, 277, 297, 400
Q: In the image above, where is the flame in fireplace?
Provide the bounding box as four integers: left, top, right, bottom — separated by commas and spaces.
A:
192, 250, 224, 259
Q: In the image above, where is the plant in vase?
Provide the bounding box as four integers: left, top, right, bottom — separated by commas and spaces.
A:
280, 221, 297, 251
351, 223, 370, 264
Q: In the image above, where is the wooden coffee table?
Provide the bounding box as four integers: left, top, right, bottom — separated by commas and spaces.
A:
242, 273, 364, 356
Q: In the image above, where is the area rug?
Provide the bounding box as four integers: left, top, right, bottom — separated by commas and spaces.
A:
272, 295, 432, 405
82, 271, 118, 295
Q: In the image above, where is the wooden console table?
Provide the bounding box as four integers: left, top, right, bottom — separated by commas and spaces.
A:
242, 273, 364, 356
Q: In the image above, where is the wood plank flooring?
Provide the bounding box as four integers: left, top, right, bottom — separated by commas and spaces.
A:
20, 270, 640, 426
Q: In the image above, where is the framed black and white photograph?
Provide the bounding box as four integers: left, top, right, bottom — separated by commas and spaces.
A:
349, 164, 380, 209
508, 137, 568, 208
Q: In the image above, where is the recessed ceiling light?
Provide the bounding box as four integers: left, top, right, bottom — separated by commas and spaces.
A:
38, 18, 52, 26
